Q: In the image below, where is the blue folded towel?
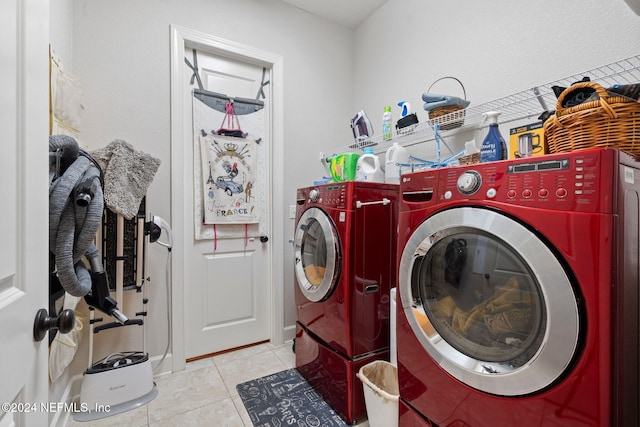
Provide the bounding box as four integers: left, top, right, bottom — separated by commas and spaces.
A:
422, 92, 470, 112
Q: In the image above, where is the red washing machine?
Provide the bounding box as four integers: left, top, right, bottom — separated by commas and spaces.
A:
396, 148, 640, 427
294, 181, 398, 424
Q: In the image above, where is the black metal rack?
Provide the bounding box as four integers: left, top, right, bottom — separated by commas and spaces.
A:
101, 198, 146, 292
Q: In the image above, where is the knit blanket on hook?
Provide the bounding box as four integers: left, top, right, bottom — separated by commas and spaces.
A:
90, 139, 161, 219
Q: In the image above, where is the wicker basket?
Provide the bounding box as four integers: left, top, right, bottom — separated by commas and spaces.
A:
544, 81, 640, 155
458, 152, 480, 165
426, 77, 468, 131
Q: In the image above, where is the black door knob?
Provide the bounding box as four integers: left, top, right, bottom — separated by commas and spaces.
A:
260, 236, 269, 243
33, 308, 75, 342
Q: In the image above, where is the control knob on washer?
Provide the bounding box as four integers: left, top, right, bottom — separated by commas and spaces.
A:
309, 189, 319, 202
457, 171, 482, 195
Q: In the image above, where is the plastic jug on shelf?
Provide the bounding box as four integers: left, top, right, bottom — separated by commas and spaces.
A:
385, 142, 409, 184
356, 147, 384, 182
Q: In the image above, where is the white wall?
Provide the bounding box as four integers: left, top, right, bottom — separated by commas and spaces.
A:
49, 0, 74, 65
354, 0, 640, 141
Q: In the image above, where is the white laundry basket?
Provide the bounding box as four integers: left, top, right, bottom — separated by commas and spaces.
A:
357, 360, 399, 427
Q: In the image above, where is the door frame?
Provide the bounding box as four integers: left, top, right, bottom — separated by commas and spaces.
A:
170, 25, 284, 372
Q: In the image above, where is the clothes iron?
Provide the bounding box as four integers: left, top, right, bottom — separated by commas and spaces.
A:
350, 110, 374, 143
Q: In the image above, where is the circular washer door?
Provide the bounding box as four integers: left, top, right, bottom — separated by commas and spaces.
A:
399, 207, 580, 396
294, 207, 341, 302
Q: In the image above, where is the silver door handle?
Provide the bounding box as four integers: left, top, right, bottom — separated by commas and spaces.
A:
356, 198, 391, 208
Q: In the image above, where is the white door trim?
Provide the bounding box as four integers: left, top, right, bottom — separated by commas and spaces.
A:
170, 25, 284, 372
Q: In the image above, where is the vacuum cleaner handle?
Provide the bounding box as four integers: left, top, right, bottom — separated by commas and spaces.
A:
84, 271, 128, 325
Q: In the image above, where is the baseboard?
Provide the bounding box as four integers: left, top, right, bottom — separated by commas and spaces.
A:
283, 324, 296, 343
50, 372, 83, 427
150, 352, 174, 379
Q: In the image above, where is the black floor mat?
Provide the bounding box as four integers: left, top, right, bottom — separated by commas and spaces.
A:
236, 368, 348, 426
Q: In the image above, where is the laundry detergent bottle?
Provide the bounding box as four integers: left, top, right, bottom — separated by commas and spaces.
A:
479, 111, 507, 163
327, 153, 360, 182
385, 142, 409, 184
356, 147, 384, 182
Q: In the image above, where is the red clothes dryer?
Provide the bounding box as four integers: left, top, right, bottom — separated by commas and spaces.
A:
294, 181, 398, 423
396, 148, 640, 427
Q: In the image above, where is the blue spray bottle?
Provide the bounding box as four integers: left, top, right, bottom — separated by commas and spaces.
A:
479, 111, 507, 163
398, 101, 411, 117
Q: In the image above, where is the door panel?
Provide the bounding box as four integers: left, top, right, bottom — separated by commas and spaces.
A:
186, 238, 267, 357
184, 49, 271, 359
205, 250, 256, 324
200, 56, 260, 98
0, 0, 49, 425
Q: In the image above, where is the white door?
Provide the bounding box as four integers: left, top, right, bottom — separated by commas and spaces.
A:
183, 47, 272, 359
0, 0, 50, 426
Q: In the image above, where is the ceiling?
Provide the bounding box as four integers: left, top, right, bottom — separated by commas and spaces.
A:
278, 0, 389, 29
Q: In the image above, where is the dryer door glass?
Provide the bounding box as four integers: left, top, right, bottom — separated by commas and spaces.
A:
399, 207, 580, 396
294, 207, 340, 302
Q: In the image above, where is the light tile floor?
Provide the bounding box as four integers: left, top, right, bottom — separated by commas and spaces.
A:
64, 341, 369, 426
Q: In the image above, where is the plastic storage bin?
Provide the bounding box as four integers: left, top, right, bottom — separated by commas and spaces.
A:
357, 360, 399, 427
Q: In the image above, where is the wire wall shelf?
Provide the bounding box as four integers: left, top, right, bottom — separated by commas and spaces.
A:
325, 54, 640, 159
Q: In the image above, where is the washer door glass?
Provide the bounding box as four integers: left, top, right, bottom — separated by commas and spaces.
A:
399, 207, 580, 396
294, 207, 340, 302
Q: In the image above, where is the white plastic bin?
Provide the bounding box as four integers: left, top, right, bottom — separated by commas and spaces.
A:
357, 360, 399, 427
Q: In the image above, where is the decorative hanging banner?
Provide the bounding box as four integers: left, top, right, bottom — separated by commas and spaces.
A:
190, 71, 267, 240
200, 133, 258, 224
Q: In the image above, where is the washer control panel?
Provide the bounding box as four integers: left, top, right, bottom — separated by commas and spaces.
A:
400, 149, 620, 213
296, 183, 347, 209
443, 153, 603, 211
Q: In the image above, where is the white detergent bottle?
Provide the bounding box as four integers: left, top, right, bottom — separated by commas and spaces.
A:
385, 142, 409, 184
356, 147, 384, 182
